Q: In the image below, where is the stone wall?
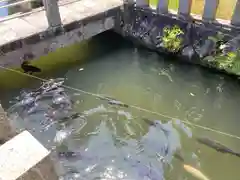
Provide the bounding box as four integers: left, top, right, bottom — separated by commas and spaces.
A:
0, 8, 117, 68
114, 4, 240, 77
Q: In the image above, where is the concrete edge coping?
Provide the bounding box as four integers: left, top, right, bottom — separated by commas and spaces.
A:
0, 130, 50, 180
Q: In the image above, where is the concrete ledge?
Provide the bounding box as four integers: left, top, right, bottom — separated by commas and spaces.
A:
0, 131, 58, 180
0, 8, 118, 68
0, 0, 122, 69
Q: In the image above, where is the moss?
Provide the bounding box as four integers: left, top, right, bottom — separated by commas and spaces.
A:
0, 40, 92, 89
0, 30, 126, 89
161, 25, 184, 53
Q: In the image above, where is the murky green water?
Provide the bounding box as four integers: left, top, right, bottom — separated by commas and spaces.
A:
2, 31, 240, 180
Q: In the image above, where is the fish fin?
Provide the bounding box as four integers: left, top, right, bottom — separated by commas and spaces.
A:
234, 152, 240, 158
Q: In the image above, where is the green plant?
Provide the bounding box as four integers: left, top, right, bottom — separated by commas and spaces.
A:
205, 49, 240, 75
161, 25, 184, 53
228, 50, 240, 74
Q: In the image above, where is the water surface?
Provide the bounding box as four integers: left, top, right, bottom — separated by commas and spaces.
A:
2, 31, 240, 180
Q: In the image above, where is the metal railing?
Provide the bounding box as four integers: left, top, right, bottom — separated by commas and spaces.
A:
134, 0, 240, 27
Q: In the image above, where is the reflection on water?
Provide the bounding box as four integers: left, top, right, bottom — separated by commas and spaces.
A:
2, 32, 240, 179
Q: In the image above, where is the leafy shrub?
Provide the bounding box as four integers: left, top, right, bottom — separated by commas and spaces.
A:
161, 25, 184, 53
205, 49, 240, 75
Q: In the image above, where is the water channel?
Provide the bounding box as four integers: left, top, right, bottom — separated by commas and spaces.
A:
1, 31, 240, 180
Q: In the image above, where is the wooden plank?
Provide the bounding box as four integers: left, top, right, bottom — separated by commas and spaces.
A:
0, 131, 50, 180
231, 0, 240, 26
202, 0, 219, 21
178, 0, 192, 16
157, 0, 168, 14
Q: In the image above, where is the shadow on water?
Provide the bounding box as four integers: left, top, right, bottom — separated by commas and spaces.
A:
2, 30, 240, 179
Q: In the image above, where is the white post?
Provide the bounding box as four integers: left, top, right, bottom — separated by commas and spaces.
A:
178, 0, 192, 16
202, 0, 219, 21
231, 0, 240, 26
135, 0, 149, 6
157, 0, 168, 14
43, 0, 62, 28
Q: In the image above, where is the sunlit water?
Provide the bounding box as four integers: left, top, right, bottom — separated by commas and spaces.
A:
1, 31, 240, 180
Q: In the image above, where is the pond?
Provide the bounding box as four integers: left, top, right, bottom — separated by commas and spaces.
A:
1, 31, 240, 180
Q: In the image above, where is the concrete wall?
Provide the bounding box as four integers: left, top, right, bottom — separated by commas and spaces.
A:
0, 8, 117, 68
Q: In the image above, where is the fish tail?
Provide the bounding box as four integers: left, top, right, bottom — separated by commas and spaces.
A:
183, 164, 210, 180
234, 152, 240, 158
173, 152, 185, 163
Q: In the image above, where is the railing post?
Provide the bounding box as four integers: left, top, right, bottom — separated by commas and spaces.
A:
157, 0, 168, 14
231, 0, 240, 26
202, 0, 219, 22
43, 0, 62, 28
178, 0, 192, 17
135, 0, 149, 7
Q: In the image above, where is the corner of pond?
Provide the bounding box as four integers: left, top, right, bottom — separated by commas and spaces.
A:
0, 30, 127, 89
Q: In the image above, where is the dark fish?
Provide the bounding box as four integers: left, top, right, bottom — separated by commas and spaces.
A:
108, 99, 129, 108
0, 139, 6, 145
57, 151, 94, 162
142, 118, 156, 126
142, 118, 169, 135
21, 61, 41, 74
98, 96, 129, 108
196, 137, 240, 157
58, 112, 82, 123
58, 151, 82, 159
173, 151, 185, 162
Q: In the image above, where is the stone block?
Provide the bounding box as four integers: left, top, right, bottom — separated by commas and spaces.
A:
0, 131, 58, 180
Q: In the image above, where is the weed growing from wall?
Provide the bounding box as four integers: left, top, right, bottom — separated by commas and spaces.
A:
161, 25, 184, 53
205, 49, 240, 75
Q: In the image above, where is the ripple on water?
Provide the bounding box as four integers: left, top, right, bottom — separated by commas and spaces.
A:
5, 42, 240, 180
7, 79, 183, 179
